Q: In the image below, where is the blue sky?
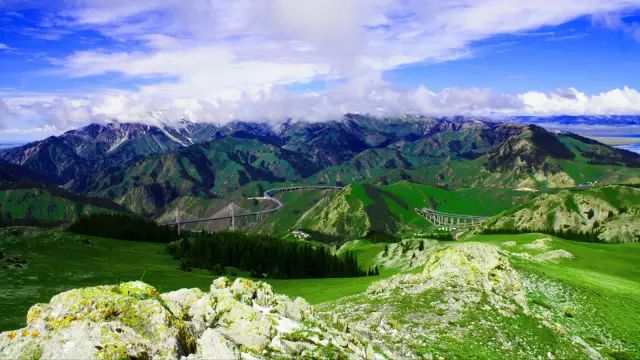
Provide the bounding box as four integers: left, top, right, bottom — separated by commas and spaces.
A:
386, 16, 640, 94
2, 1, 640, 141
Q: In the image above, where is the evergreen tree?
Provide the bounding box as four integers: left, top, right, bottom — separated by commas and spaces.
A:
167, 231, 368, 279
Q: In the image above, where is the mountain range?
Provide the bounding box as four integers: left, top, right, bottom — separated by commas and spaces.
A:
1, 115, 639, 216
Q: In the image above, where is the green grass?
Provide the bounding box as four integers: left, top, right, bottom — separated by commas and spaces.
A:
346, 183, 374, 206
269, 238, 394, 304
335, 239, 395, 273
467, 233, 640, 293
0, 227, 212, 331
4, 226, 640, 356
0, 227, 388, 331
295, 181, 537, 239
466, 233, 640, 354
267, 276, 381, 304
558, 135, 640, 185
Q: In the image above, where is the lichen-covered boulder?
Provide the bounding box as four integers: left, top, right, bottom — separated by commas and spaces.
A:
186, 328, 240, 360
1, 281, 184, 359
423, 243, 526, 309
1, 278, 375, 359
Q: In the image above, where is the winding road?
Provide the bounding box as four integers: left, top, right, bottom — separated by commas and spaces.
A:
162, 185, 343, 226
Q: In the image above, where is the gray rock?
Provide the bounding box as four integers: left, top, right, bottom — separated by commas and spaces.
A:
1, 278, 375, 359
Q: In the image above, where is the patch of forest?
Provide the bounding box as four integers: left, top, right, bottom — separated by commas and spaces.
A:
168, 231, 377, 278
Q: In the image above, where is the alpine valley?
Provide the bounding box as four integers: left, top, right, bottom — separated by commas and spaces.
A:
2, 115, 640, 359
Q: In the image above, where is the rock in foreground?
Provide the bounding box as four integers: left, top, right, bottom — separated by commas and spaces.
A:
0, 278, 375, 359
321, 242, 612, 359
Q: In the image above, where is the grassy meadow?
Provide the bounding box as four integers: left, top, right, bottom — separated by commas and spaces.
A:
0, 227, 386, 331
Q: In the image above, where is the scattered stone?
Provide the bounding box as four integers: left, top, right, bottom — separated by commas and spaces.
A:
523, 238, 552, 251
533, 250, 574, 262
571, 336, 605, 360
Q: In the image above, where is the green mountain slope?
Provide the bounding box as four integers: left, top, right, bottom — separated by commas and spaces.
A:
296, 184, 379, 239
0, 162, 128, 226
481, 185, 640, 242
310, 124, 640, 190
252, 188, 339, 235
86, 137, 313, 215
0, 185, 129, 226
296, 182, 536, 239
0, 162, 44, 182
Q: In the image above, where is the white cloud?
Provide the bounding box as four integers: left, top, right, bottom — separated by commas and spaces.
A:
521, 86, 640, 115
63, 47, 331, 99
0, 43, 9, 50
57, 0, 640, 84
592, 12, 640, 40
3, 0, 640, 138
4, 82, 640, 140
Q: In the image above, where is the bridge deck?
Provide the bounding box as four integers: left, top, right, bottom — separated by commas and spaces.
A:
416, 208, 489, 228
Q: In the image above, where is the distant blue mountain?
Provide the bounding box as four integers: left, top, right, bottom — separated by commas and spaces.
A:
0, 143, 24, 150
513, 115, 640, 126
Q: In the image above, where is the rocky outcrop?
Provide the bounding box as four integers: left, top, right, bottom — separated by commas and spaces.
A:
482, 186, 640, 243
0, 278, 376, 359
596, 206, 640, 243
375, 238, 439, 272
368, 243, 526, 315
320, 242, 607, 359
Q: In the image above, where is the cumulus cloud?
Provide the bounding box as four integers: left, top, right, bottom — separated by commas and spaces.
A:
2, 0, 640, 138
521, 87, 640, 115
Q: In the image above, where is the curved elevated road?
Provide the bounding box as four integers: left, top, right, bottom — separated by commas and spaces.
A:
162, 185, 343, 226
416, 208, 489, 228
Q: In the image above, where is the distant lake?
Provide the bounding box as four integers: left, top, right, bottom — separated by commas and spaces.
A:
616, 143, 640, 154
